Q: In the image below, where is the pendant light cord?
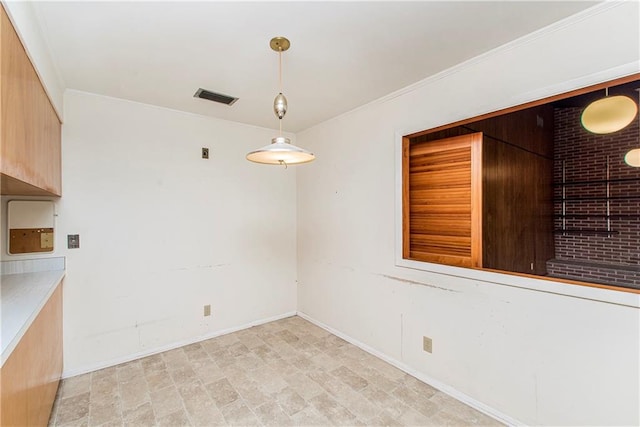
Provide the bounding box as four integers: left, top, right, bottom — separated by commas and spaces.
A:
279, 49, 283, 137
279, 49, 283, 94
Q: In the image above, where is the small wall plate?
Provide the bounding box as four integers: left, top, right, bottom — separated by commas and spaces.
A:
68, 234, 80, 249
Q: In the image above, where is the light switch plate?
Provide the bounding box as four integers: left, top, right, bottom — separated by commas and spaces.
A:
68, 234, 80, 249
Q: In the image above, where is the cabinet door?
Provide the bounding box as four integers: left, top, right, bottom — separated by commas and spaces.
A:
0, 283, 63, 427
403, 133, 483, 268
0, 6, 62, 196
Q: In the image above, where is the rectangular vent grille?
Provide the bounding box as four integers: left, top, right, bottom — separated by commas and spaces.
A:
194, 88, 238, 106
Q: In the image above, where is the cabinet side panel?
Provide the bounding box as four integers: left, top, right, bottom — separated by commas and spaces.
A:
0, 6, 61, 196
483, 136, 554, 274
470, 105, 554, 157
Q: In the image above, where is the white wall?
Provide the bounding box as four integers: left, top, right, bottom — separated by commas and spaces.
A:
3, 0, 639, 424
53, 90, 297, 375
296, 3, 640, 426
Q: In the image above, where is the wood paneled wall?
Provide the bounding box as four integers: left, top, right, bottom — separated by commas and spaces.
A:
477, 106, 554, 274
482, 136, 554, 274
468, 106, 553, 157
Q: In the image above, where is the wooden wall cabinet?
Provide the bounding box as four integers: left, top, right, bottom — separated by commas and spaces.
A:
1, 6, 62, 197
403, 133, 483, 268
0, 283, 63, 427
405, 104, 555, 276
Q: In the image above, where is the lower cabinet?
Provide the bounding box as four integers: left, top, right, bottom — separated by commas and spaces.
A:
0, 282, 63, 426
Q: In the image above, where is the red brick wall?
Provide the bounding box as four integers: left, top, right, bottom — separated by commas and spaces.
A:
550, 107, 640, 289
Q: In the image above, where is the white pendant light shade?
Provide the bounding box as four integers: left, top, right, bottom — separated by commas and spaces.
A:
581, 95, 638, 134
624, 148, 640, 167
246, 136, 315, 165
247, 36, 315, 166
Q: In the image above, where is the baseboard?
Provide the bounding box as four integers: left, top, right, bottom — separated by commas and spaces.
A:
64, 309, 522, 425
61, 311, 297, 379
296, 311, 523, 427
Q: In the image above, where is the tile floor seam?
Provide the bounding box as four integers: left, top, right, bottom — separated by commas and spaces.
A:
205, 358, 262, 425
235, 386, 264, 426
167, 356, 196, 427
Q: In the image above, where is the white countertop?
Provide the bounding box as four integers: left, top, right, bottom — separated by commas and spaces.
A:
1, 269, 65, 366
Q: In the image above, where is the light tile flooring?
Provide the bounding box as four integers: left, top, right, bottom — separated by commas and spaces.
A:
49, 316, 502, 426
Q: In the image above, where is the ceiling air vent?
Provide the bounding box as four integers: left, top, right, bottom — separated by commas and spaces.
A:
194, 88, 238, 106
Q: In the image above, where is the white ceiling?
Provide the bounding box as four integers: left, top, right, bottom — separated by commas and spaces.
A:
33, 1, 598, 132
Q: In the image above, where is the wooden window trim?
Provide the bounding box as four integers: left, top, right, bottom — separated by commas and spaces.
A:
406, 73, 640, 139
481, 268, 640, 295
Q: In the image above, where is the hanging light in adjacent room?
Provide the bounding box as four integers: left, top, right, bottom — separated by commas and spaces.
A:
581, 87, 638, 134
624, 148, 640, 167
624, 89, 640, 167
246, 37, 315, 166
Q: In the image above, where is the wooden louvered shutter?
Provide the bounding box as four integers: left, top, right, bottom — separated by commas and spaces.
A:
403, 133, 483, 268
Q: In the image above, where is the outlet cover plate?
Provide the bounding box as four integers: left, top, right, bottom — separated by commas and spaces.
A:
423, 336, 433, 353
204, 304, 211, 316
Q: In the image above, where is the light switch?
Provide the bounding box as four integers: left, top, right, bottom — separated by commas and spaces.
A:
68, 234, 80, 249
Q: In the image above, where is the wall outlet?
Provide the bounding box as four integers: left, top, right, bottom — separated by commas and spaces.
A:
202, 147, 209, 159
204, 304, 211, 317
423, 336, 433, 353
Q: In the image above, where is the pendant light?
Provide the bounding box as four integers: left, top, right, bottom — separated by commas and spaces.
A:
581, 87, 638, 134
625, 148, 640, 167
246, 37, 315, 166
624, 89, 640, 167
